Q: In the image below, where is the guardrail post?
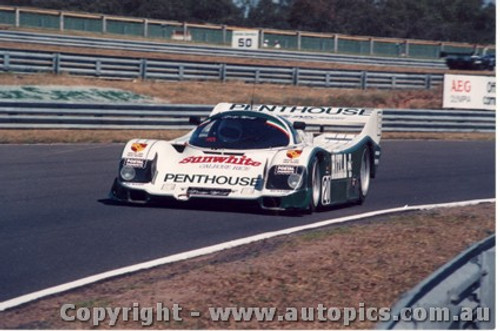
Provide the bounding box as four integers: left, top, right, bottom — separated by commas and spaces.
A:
259, 29, 265, 47
53, 53, 61, 74
325, 72, 331, 87
183, 22, 188, 41
96, 59, 101, 77
3, 53, 10, 71
404, 39, 410, 57
391, 76, 396, 89
59, 11, 64, 31
255, 69, 260, 83
179, 64, 184, 80
293, 67, 299, 85
478, 250, 495, 329
219, 63, 226, 82
369, 38, 374, 55
14, 7, 20, 27
222, 25, 227, 44
139, 59, 147, 79
333, 34, 338, 53
143, 19, 149, 38
361, 71, 367, 89
102, 16, 107, 34
425, 74, 431, 89
297, 31, 302, 51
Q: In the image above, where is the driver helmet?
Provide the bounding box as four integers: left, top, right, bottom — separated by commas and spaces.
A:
217, 118, 243, 143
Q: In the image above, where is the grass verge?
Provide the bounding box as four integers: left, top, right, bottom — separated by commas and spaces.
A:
0, 203, 494, 329
0, 73, 444, 108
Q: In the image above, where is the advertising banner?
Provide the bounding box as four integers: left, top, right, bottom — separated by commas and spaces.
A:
443, 74, 495, 110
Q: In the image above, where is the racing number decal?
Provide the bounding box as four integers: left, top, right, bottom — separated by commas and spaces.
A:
238, 38, 253, 48
321, 176, 331, 205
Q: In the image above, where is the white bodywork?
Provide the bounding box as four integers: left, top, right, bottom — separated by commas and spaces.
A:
114, 103, 382, 206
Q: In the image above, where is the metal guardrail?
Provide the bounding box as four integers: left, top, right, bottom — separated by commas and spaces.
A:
0, 5, 494, 59
378, 234, 495, 329
0, 49, 444, 90
0, 102, 494, 133
382, 109, 495, 132
0, 30, 448, 70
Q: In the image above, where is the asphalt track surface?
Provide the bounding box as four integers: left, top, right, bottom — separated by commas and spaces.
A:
0, 140, 495, 301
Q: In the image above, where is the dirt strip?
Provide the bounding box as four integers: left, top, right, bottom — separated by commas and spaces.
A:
0, 129, 494, 144
0, 203, 494, 329
0, 129, 189, 144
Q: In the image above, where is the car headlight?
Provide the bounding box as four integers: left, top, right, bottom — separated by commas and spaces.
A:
287, 173, 303, 189
119, 156, 157, 183
266, 165, 305, 190
120, 165, 136, 181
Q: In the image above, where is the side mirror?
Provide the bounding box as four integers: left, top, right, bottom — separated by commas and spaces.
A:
293, 121, 306, 130
189, 116, 202, 125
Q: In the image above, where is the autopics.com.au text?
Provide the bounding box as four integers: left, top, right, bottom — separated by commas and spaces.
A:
60, 302, 491, 327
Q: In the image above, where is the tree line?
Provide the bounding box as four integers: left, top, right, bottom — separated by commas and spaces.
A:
1, 0, 495, 44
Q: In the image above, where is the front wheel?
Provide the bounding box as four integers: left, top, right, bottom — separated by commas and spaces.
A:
357, 147, 371, 204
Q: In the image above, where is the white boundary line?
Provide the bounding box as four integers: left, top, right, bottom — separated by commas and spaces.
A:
0, 198, 494, 312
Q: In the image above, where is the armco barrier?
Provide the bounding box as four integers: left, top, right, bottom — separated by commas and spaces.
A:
0, 49, 444, 90
0, 5, 494, 59
378, 235, 495, 329
0, 102, 494, 133
0, 30, 447, 70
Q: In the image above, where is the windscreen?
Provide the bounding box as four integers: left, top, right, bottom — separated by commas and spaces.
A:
189, 115, 290, 150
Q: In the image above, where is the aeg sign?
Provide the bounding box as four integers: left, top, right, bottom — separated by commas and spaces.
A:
443, 74, 495, 110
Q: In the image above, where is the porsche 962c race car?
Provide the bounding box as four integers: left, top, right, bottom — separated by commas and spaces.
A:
110, 103, 382, 212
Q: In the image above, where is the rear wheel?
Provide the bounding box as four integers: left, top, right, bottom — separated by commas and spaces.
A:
358, 147, 371, 204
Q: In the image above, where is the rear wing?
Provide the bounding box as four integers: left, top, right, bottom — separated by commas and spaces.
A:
210, 103, 382, 144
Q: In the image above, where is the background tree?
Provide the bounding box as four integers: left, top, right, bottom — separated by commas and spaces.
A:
131, 0, 192, 21
190, 0, 243, 25
375, 0, 495, 43
287, 0, 333, 32
247, 0, 291, 29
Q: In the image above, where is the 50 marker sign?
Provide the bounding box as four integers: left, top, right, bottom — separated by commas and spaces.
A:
232, 30, 259, 50
238, 38, 253, 48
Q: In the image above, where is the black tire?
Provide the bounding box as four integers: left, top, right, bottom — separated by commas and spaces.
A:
357, 147, 371, 204
307, 158, 322, 213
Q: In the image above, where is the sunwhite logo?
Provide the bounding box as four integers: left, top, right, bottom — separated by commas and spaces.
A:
180, 155, 262, 167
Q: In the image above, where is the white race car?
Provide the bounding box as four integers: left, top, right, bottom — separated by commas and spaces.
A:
110, 103, 382, 212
